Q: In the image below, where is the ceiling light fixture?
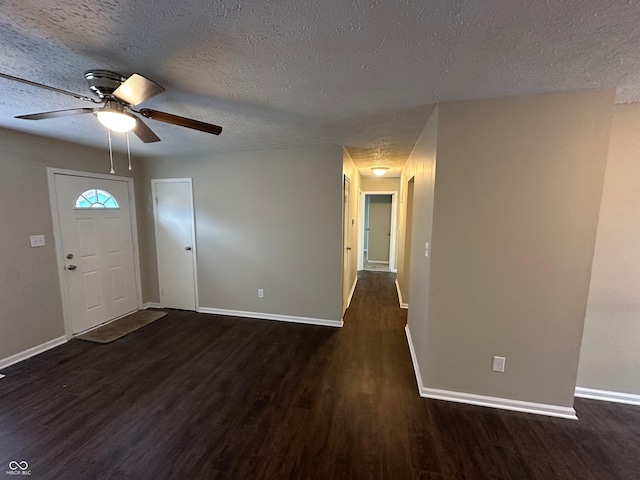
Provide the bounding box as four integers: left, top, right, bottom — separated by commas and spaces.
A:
371, 167, 389, 176
95, 102, 137, 132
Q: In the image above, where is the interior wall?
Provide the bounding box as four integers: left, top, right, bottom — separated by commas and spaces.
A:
138, 146, 344, 321
0, 127, 137, 362
342, 149, 361, 305
422, 90, 614, 408
577, 103, 640, 396
400, 107, 439, 370
360, 177, 400, 192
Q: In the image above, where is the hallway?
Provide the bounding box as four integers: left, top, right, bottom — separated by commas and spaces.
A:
0, 272, 639, 479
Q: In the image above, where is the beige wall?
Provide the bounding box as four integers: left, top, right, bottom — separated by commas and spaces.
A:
400, 106, 439, 362
577, 103, 640, 395
417, 90, 614, 407
0, 128, 138, 362
342, 149, 361, 310
138, 146, 344, 321
361, 177, 400, 192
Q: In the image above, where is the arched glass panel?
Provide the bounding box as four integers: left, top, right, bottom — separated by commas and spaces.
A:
75, 189, 119, 209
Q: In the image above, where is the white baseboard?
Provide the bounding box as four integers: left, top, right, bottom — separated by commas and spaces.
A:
367, 260, 389, 264
142, 302, 163, 309
575, 387, 640, 406
395, 279, 409, 309
0, 336, 68, 371
347, 276, 358, 309
198, 307, 343, 328
404, 325, 577, 420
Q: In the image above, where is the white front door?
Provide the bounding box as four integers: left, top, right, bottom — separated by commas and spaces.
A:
152, 179, 197, 310
54, 174, 138, 334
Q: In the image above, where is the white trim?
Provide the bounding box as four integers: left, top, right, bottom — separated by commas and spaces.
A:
342, 174, 352, 315
395, 279, 409, 309
405, 325, 577, 420
405, 324, 426, 393
47, 168, 143, 339
142, 302, 163, 310
346, 276, 358, 310
575, 387, 640, 406
0, 336, 67, 371
359, 190, 398, 271
151, 178, 199, 311
198, 307, 343, 328
366, 260, 389, 264
358, 190, 365, 270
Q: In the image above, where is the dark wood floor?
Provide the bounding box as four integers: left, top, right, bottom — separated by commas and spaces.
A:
1, 271, 639, 479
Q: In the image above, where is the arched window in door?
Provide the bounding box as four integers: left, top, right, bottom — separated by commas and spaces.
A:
75, 189, 119, 209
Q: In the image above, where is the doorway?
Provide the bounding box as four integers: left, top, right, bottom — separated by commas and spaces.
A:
358, 191, 398, 272
152, 178, 198, 310
48, 168, 142, 335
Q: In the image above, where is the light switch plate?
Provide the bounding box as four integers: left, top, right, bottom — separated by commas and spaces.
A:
30, 235, 46, 247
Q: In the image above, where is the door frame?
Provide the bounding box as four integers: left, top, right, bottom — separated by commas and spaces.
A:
151, 178, 199, 310
47, 167, 143, 339
358, 190, 398, 272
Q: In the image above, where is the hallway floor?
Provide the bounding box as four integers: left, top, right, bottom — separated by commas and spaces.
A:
0, 272, 639, 479
362, 251, 391, 271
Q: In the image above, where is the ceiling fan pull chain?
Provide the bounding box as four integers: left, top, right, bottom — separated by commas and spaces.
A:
108, 129, 115, 174
126, 132, 132, 171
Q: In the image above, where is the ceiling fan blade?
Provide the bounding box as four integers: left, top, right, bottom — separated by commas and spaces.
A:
16, 108, 96, 120
137, 108, 222, 135
112, 74, 165, 106
0, 72, 99, 103
132, 116, 161, 143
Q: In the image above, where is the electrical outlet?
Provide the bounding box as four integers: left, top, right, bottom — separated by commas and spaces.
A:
492, 356, 506, 373
258, 289, 264, 298
30, 234, 46, 247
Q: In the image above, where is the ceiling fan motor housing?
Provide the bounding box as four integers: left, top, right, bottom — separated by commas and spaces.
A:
85, 70, 127, 100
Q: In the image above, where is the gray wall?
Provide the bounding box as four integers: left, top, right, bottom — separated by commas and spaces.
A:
138, 146, 344, 321
0, 127, 138, 361
420, 90, 614, 407
577, 103, 640, 395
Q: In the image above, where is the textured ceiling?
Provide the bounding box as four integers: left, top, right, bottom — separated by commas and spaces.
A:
1, 0, 639, 178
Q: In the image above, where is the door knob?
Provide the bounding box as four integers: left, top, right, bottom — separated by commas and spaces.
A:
346, 247, 352, 251
67, 265, 77, 271
185, 246, 192, 251
66, 253, 74, 259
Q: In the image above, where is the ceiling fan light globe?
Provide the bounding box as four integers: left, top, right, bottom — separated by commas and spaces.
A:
95, 110, 137, 132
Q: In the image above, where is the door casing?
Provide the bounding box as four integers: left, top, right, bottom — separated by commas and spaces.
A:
358, 190, 398, 271
47, 167, 143, 339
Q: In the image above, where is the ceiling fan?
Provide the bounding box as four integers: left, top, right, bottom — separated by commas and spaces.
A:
0, 70, 222, 142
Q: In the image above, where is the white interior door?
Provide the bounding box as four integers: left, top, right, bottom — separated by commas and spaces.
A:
54, 174, 138, 334
153, 179, 197, 310
342, 175, 351, 314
